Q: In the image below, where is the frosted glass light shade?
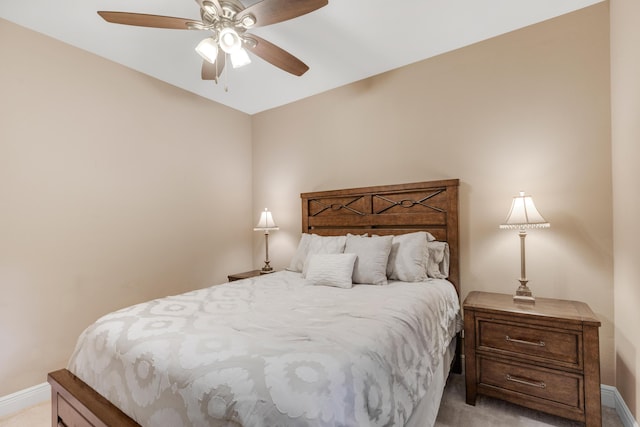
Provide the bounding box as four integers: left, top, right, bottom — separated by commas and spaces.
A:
500, 192, 550, 230
230, 48, 251, 68
195, 37, 218, 64
254, 209, 278, 230
219, 27, 242, 54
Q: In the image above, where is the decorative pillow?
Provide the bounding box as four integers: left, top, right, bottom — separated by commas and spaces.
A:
426, 241, 450, 279
305, 253, 357, 289
287, 233, 313, 272
344, 234, 393, 285
301, 234, 347, 276
386, 231, 429, 282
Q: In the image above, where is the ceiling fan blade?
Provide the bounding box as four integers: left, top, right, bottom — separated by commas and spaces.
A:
237, 0, 328, 28
98, 11, 202, 30
245, 34, 309, 76
201, 51, 226, 81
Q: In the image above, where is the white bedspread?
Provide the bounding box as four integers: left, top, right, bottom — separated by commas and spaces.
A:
68, 271, 461, 427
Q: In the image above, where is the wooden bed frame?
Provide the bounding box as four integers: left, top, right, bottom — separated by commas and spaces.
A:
48, 178, 461, 427
301, 179, 462, 374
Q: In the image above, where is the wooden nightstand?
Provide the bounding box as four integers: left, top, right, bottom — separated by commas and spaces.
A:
464, 291, 601, 426
227, 270, 273, 282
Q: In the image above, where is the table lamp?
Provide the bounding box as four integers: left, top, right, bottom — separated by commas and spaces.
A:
254, 208, 279, 273
500, 192, 550, 303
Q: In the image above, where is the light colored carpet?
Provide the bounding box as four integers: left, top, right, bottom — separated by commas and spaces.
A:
0, 401, 49, 427
0, 374, 625, 426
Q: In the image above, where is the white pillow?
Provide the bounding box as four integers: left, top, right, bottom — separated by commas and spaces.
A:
426, 241, 450, 279
287, 233, 313, 272
344, 234, 393, 285
305, 253, 357, 289
386, 231, 429, 282
302, 234, 347, 276
308, 234, 347, 254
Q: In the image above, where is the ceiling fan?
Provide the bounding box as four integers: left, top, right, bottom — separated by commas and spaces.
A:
97, 0, 328, 83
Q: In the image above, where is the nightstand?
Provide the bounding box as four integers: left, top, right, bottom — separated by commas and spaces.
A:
227, 270, 273, 282
464, 291, 601, 426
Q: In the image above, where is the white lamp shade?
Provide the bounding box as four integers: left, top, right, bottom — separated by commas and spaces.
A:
500, 192, 550, 229
230, 48, 251, 68
195, 37, 218, 64
254, 208, 278, 231
219, 27, 242, 54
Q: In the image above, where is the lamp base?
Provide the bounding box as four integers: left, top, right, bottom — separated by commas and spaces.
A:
260, 262, 273, 273
513, 282, 535, 304
513, 294, 535, 304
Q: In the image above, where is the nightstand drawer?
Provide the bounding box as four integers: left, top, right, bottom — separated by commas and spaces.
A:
478, 318, 580, 367
478, 356, 583, 409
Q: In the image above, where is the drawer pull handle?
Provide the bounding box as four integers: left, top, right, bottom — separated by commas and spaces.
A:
506, 374, 546, 389
505, 335, 545, 347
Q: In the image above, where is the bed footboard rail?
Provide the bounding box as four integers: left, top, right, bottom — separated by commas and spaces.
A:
48, 369, 139, 427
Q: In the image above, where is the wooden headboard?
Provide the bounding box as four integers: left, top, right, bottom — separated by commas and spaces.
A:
301, 179, 460, 296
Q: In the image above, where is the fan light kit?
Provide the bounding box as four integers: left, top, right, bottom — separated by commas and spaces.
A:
97, 0, 328, 84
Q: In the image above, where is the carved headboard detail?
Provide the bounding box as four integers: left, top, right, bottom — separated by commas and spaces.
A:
301, 179, 460, 296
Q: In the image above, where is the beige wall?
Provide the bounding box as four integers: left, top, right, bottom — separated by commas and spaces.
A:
611, 0, 640, 421
253, 3, 615, 385
2, 1, 632, 411
0, 19, 253, 396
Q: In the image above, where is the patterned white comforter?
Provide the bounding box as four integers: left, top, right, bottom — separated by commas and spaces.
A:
68, 271, 461, 427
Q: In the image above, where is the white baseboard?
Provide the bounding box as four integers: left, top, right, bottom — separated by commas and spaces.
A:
0, 382, 50, 419
602, 384, 617, 408
602, 384, 639, 427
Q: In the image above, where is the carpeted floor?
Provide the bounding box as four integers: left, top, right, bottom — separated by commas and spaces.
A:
0, 401, 49, 427
0, 373, 625, 426
435, 373, 624, 427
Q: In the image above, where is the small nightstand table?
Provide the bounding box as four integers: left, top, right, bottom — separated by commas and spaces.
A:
464, 291, 601, 427
228, 270, 273, 282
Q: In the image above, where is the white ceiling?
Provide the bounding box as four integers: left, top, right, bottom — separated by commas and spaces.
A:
1, 0, 602, 115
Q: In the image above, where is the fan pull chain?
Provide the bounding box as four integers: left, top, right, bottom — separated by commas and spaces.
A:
224, 53, 229, 92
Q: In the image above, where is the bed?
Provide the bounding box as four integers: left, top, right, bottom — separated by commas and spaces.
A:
48, 179, 462, 427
